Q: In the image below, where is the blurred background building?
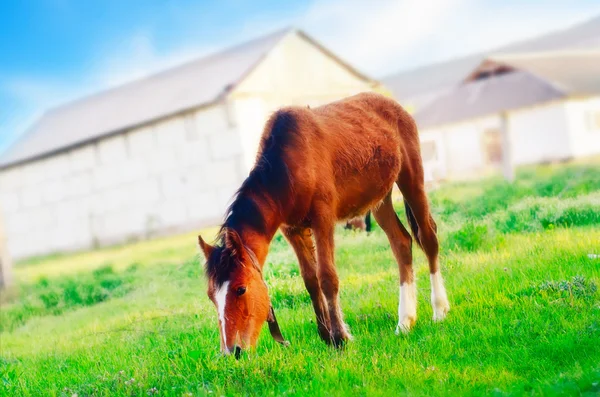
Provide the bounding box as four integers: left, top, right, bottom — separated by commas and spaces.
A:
0, 15, 599, 260
384, 15, 600, 181
0, 29, 383, 259
415, 51, 600, 181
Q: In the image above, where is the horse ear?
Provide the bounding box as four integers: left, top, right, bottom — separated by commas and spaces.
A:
224, 229, 244, 257
197, 234, 215, 260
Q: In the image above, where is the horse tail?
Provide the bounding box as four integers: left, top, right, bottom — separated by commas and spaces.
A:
404, 199, 422, 249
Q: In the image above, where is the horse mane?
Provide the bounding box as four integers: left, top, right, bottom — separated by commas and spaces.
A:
205, 109, 298, 281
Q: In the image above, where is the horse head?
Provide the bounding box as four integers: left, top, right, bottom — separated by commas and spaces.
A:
198, 229, 287, 357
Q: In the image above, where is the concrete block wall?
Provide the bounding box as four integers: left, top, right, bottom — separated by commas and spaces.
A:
0, 103, 245, 259
508, 102, 572, 165
564, 96, 600, 158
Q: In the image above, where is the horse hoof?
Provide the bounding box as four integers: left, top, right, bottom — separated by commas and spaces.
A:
432, 301, 450, 322
318, 328, 331, 343
331, 331, 352, 348
317, 320, 332, 343
395, 316, 416, 334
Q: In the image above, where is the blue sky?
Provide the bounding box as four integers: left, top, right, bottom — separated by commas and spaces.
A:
2, 0, 600, 154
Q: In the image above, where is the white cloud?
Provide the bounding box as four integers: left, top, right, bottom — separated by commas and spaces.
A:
301, 0, 472, 75
299, 0, 600, 76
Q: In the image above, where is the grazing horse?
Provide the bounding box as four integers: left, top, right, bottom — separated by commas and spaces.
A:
345, 211, 371, 232
198, 92, 450, 355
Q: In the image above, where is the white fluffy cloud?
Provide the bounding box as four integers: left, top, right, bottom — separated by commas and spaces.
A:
301, 0, 472, 75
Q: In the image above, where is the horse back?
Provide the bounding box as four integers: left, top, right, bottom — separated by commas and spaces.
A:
257, 93, 419, 224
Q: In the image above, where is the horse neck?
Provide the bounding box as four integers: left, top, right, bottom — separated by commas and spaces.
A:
236, 197, 283, 268
239, 228, 271, 268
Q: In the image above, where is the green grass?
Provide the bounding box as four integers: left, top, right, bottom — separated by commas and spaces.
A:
1, 159, 599, 396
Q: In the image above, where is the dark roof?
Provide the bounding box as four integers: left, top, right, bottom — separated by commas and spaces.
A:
383, 15, 600, 105
414, 51, 600, 129
382, 55, 482, 108
489, 51, 600, 96
0, 29, 290, 168
414, 70, 564, 129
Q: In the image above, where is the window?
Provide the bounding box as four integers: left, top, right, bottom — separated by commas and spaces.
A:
421, 140, 437, 162
585, 110, 600, 132
482, 128, 503, 165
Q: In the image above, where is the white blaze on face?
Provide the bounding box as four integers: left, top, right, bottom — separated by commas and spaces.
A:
215, 281, 230, 350
430, 272, 450, 321
396, 281, 417, 334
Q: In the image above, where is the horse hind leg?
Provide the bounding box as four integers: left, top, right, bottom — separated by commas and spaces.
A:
372, 193, 417, 333
399, 179, 450, 322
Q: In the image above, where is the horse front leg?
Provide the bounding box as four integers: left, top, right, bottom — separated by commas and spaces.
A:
312, 216, 352, 347
281, 226, 331, 342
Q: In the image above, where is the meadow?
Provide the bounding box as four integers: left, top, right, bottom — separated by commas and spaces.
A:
1, 158, 599, 396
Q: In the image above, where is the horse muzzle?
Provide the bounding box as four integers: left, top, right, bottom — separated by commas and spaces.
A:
222, 344, 243, 359
222, 306, 289, 359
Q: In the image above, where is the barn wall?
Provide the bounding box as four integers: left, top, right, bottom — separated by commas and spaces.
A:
419, 116, 501, 181
507, 102, 572, 165
232, 31, 379, 170
419, 101, 580, 182
418, 130, 448, 182
0, 103, 244, 259
563, 96, 600, 158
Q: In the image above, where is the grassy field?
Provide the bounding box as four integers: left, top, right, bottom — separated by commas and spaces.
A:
1, 159, 599, 396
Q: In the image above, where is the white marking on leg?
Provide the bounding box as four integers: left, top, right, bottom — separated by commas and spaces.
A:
215, 281, 230, 352
430, 272, 450, 321
396, 281, 417, 334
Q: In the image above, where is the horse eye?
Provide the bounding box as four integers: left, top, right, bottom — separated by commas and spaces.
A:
236, 286, 247, 296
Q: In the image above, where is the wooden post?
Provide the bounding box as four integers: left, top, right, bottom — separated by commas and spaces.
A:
500, 112, 515, 182
0, 211, 13, 289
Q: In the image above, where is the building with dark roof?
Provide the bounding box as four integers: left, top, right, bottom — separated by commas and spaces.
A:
414, 51, 600, 182
382, 15, 600, 112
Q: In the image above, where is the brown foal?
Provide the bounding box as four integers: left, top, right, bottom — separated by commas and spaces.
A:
198, 92, 449, 355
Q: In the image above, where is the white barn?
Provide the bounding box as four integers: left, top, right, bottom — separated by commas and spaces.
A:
0, 29, 384, 260
414, 51, 600, 182
382, 15, 600, 183
383, 15, 600, 115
